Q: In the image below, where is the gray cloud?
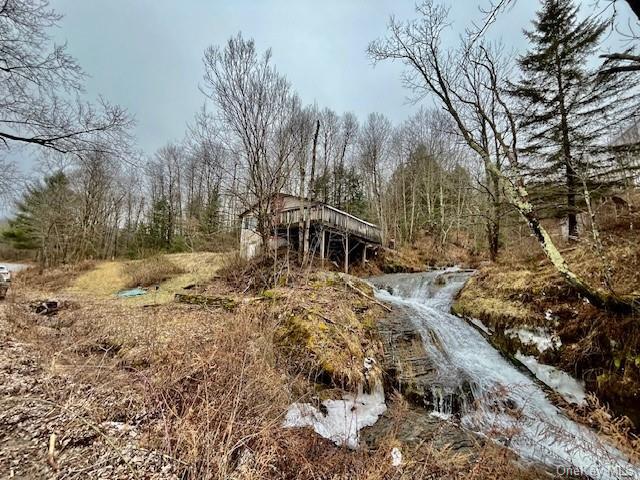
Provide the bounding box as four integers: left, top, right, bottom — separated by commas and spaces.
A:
12, 0, 635, 174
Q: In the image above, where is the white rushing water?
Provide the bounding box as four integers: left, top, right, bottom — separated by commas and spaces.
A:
372, 269, 639, 480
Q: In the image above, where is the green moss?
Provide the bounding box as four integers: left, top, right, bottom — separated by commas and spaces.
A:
597, 373, 610, 387
273, 282, 384, 390
309, 273, 338, 289
614, 357, 622, 370
361, 311, 377, 331
261, 289, 281, 300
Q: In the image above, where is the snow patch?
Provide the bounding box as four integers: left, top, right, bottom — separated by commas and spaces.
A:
505, 327, 561, 352
469, 318, 492, 335
363, 357, 376, 371
515, 352, 586, 405
374, 270, 639, 479
282, 384, 386, 449
391, 447, 403, 467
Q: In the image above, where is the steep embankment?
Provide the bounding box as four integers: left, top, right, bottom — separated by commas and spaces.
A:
2, 255, 395, 478
453, 227, 640, 438
373, 270, 640, 477
1, 253, 548, 479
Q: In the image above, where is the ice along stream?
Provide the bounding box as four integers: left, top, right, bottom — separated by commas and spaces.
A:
372, 269, 639, 480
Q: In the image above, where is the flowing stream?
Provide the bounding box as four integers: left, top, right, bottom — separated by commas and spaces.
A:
372, 269, 639, 480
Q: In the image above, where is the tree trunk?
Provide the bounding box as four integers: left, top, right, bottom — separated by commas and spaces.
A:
489, 159, 639, 313
303, 119, 321, 263
567, 161, 578, 239
487, 222, 499, 262
557, 51, 578, 241
488, 167, 501, 261
298, 167, 306, 261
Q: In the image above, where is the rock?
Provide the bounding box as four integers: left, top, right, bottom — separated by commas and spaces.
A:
361, 407, 479, 453
376, 304, 474, 414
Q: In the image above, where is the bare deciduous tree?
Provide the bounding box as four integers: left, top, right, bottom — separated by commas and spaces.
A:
359, 113, 392, 239
369, 0, 640, 312
0, 157, 23, 211
202, 33, 294, 251
0, 0, 132, 157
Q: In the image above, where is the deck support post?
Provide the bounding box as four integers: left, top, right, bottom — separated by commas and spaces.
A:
286, 224, 291, 269
344, 234, 349, 274
362, 244, 367, 267
320, 229, 326, 263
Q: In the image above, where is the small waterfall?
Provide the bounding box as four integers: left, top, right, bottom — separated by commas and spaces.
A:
372, 269, 639, 480
430, 386, 455, 418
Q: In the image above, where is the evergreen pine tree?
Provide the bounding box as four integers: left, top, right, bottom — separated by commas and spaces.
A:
3, 172, 77, 265
511, 0, 634, 240
146, 198, 172, 249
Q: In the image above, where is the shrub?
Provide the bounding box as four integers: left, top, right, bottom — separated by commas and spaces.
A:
16, 260, 97, 291
122, 255, 185, 288
0, 242, 34, 262
218, 252, 293, 292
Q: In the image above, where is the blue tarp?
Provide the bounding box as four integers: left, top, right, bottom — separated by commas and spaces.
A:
117, 288, 147, 298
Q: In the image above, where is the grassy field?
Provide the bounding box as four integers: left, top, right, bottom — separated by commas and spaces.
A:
68, 252, 225, 306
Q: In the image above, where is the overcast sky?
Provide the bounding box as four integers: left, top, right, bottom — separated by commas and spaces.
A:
11, 0, 636, 176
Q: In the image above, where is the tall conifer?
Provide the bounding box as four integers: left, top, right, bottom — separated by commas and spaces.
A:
511, 0, 633, 239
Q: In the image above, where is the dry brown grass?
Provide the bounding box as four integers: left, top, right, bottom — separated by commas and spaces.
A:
359, 231, 482, 277
15, 260, 97, 293
408, 230, 482, 268
566, 394, 640, 464
122, 255, 185, 289
4, 254, 559, 479
136, 303, 292, 479
454, 215, 640, 330
5, 291, 291, 478
65, 253, 223, 306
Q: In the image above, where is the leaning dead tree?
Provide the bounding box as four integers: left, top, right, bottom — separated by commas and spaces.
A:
369, 1, 640, 312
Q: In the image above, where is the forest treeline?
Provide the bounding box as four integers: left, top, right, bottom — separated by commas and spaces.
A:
1, 0, 639, 276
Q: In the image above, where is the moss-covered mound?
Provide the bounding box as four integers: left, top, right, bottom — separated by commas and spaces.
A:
273, 272, 386, 391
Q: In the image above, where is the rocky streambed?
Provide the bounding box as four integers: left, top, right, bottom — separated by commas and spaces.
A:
368, 269, 640, 480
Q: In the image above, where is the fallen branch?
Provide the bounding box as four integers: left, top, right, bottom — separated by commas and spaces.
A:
300, 305, 337, 325
174, 292, 269, 310
346, 281, 392, 312
47, 433, 58, 470
174, 293, 239, 311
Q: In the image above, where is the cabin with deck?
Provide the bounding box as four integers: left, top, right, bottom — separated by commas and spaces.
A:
239, 194, 382, 272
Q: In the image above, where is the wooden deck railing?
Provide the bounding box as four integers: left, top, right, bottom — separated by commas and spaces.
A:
275, 204, 382, 244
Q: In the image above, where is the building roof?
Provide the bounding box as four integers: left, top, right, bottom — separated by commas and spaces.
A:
239, 194, 380, 230
238, 193, 309, 218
